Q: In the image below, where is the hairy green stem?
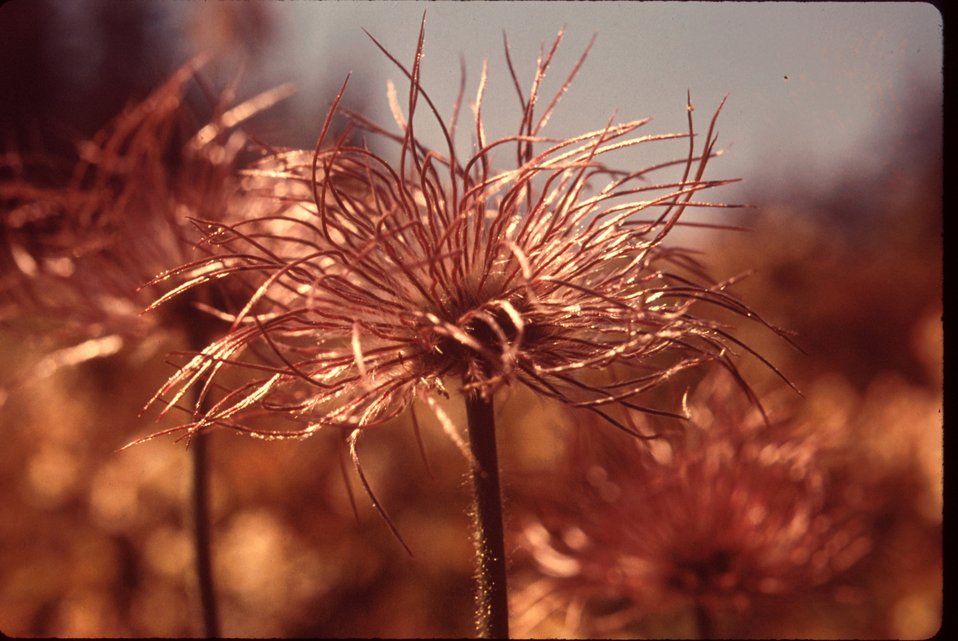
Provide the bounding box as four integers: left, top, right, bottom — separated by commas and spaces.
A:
191, 428, 220, 638
465, 394, 509, 639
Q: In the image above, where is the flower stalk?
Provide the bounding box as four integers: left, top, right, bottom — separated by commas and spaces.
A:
694, 600, 714, 640
465, 394, 509, 638
190, 428, 220, 638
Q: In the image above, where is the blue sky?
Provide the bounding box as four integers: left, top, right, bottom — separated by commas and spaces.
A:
244, 2, 942, 205
8, 1, 943, 209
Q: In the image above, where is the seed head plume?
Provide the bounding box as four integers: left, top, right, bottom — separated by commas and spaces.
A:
145, 24, 784, 448
511, 370, 871, 638
1, 58, 294, 393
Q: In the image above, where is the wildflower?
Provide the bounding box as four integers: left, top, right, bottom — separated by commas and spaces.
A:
511, 371, 871, 638
147, 26, 774, 447
145, 20, 780, 638
1, 58, 293, 381
1, 58, 293, 638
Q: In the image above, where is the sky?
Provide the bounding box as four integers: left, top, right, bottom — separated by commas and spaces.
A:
1, 1, 944, 208
246, 1, 942, 204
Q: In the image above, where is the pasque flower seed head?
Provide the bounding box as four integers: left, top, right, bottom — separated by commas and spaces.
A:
146, 26, 783, 446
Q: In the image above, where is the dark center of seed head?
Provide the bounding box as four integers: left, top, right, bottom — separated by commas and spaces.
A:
428, 300, 530, 378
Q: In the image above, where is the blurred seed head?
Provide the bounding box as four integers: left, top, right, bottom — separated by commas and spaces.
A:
511, 370, 872, 637
1, 58, 293, 395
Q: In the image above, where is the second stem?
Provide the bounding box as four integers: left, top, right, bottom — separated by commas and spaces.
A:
191, 429, 220, 638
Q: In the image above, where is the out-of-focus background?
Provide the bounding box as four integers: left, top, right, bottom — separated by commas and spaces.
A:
0, 1, 942, 638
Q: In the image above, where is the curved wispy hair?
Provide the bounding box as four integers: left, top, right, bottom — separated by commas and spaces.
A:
146, 26, 783, 445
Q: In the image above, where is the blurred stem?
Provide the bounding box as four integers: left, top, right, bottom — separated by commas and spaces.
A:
465, 394, 509, 639
694, 600, 713, 640
191, 408, 220, 638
